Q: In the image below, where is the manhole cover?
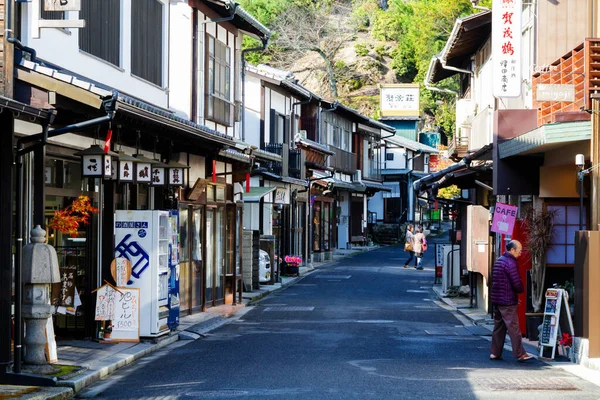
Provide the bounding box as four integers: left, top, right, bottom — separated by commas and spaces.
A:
477, 377, 580, 391
315, 275, 351, 279
263, 307, 315, 312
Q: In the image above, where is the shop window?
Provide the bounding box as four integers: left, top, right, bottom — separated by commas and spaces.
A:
79, 0, 121, 66
45, 158, 85, 191
546, 204, 585, 265
131, 0, 164, 86
179, 207, 189, 263
313, 202, 321, 251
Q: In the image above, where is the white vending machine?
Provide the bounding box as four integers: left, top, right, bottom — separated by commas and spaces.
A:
114, 210, 176, 337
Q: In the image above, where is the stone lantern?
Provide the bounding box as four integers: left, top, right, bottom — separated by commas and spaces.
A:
22, 226, 60, 365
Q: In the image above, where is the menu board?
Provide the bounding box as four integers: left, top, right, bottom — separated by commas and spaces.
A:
539, 288, 574, 359
110, 288, 140, 342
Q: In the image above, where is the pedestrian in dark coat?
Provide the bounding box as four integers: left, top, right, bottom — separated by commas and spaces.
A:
490, 240, 533, 362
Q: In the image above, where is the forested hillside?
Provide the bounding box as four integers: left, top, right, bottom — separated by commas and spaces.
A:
239, 0, 492, 140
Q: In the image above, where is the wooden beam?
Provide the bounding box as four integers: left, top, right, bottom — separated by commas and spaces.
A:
17, 68, 102, 109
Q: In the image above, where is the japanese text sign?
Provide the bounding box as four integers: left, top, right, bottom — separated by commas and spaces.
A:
380, 84, 420, 117
492, 0, 522, 98
491, 202, 518, 235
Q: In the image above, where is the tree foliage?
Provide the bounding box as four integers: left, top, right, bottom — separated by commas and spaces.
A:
238, 0, 488, 130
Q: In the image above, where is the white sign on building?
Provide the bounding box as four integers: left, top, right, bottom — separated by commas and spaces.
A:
492, 0, 522, 98
380, 84, 420, 117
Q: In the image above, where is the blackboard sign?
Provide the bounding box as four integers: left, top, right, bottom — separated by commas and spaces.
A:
539, 288, 574, 359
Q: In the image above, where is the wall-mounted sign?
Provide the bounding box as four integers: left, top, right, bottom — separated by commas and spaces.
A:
32, 0, 85, 39
274, 187, 289, 204
492, 0, 522, 98
44, 0, 81, 11
380, 84, 420, 117
536, 84, 575, 103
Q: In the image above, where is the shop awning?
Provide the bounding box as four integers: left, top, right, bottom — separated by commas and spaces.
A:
413, 144, 493, 193
243, 186, 276, 202
362, 180, 392, 193
498, 120, 591, 159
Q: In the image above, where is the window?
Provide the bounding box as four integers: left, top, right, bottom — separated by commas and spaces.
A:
79, 0, 120, 66
270, 110, 288, 144
546, 204, 585, 265
131, 0, 163, 86
206, 35, 232, 126
386, 153, 394, 161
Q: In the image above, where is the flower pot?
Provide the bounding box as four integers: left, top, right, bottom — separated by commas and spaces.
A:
287, 265, 299, 276
104, 332, 112, 340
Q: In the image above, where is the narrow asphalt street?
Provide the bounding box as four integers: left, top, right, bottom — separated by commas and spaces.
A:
78, 244, 600, 399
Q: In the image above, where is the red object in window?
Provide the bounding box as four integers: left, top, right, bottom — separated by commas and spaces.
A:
212, 159, 217, 183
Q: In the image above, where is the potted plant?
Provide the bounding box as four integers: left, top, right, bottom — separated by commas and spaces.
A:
522, 206, 557, 313
284, 255, 302, 276
103, 321, 113, 340
521, 206, 557, 340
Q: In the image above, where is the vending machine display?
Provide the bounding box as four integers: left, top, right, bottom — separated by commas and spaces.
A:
114, 210, 180, 337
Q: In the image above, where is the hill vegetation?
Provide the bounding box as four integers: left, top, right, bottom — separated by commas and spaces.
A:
239, 0, 492, 140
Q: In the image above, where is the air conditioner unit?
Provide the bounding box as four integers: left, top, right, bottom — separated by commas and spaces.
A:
353, 169, 362, 181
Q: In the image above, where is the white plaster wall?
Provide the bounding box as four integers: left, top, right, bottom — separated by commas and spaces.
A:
385, 147, 407, 169
368, 191, 384, 222
187, 154, 206, 187
169, 2, 193, 119
22, 0, 169, 107
243, 202, 260, 230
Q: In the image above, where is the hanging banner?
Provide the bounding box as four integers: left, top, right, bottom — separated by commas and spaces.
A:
492, 0, 522, 98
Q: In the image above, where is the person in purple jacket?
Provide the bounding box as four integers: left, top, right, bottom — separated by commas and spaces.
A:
490, 240, 534, 362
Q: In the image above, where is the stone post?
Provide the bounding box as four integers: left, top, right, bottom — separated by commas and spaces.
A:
22, 226, 60, 365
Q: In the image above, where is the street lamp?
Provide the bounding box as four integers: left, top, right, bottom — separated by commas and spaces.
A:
576, 154, 586, 230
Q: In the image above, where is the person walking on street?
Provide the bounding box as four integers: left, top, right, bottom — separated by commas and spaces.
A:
403, 224, 416, 268
490, 240, 533, 362
413, 225, 426, 270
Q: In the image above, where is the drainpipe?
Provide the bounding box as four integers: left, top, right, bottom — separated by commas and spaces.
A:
241, 38, 269, 142
13, 95, 116, 376
6, 0, 37, 62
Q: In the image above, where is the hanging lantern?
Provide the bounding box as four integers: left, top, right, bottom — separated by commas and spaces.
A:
74, 144, 116, 179
166, 160, 190, 187
150, 159, 168, 186
133, 153, 155, 184
114, 151, 141, 183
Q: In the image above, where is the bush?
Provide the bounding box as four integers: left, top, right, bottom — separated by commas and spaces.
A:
354, 43, 369, 57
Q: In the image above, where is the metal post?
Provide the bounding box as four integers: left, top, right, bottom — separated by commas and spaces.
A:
579, 171, 584, 230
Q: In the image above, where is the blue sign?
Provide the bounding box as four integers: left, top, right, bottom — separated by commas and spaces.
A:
115, 234, 150, 285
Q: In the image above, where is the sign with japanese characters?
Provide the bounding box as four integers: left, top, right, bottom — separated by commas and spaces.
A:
491, 202, 517, 235
111, 288, 140, 342
51, 265, 77, 307
492, 0, 522, 98
380, 84, 420, 117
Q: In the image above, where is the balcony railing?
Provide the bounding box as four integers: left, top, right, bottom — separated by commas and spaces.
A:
264, 143, 283, 176
448, 133, 469, 161
328, 145, 356, 174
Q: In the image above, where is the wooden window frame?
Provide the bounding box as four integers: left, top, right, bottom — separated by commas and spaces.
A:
205, 34, 233, 127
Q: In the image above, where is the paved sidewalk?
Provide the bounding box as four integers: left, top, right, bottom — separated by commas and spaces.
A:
0, 244, 381, 399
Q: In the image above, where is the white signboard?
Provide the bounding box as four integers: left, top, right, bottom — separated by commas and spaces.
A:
492, 0, 522, 98
536, 84, 575, 102
44, 0, 81, 11
380, 84, 419, 117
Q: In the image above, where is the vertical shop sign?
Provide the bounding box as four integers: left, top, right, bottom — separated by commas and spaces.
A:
492, 0, 522, 98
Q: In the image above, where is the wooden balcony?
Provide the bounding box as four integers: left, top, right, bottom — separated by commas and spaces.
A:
328, 145, 356, 174
448, 134, 469, 161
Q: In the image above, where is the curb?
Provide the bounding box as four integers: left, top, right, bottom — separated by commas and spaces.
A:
57, 334, 179, 393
